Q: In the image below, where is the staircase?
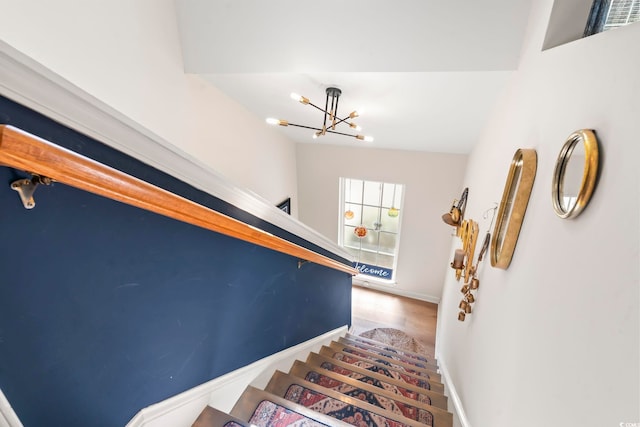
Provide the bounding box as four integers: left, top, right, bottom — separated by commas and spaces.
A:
192, 332, 452, 427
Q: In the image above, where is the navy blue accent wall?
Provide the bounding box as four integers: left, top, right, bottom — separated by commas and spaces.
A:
0, 96, 352, 426
0, 96, 350, 265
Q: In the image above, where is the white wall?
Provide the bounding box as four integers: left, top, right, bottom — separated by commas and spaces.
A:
437, 2, 639, 427
0, 0, 298, 210
296, 144, 467, 301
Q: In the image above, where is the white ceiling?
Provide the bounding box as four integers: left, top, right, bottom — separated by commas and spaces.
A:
175, 0, 533, 153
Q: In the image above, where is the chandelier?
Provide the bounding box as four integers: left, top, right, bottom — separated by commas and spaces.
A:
266, 87, 373, 142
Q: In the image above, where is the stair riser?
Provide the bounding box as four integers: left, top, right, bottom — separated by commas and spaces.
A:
338, 337, 439, 370
194, 328, 453, 427
192, 406, 250, 427
230, 386, 352, 427
345, 333, 435, 362
290, 360, 449, 414
305, 353, 448, 410
319, 346, 445, 394
328, 342, 442, 382
266, 371, 445, 427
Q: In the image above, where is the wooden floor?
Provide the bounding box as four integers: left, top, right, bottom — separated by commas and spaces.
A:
350, 285, 438, 355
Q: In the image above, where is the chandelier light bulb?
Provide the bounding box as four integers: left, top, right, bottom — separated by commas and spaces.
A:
349, 123, 362, 131
266, 118, 288, 126
290, 92, 309, 105
349, 111, 359, 118
356, 135, 374, 142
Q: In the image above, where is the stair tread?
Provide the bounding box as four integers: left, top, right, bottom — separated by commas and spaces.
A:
266, 370, 449, 427
318, 346, 445, 394
331, 341, 438, 375
337, 337, 439, 370
192, 406, 250, 427
297, 356, 448, 410
345, 333, 435, 361
327, 342, 442, 382
289, 359, 451, 417
230, 386, 352, 427
341, 333, 438, 365
206, 326, 449, 427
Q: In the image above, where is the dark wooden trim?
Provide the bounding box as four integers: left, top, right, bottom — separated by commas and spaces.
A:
0, 125, 357, 275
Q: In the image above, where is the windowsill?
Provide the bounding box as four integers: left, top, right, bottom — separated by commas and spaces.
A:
542, 0, 593, 50
352, 275, 396, 287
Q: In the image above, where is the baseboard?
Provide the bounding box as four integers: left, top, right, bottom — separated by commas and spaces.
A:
436, 356, 471, 427
352, 281, 441, 304
126, 325, 348, 427
0, 388, 23, 427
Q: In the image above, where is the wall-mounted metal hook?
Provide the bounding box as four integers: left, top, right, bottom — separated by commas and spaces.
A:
297, 259, 309, 269
10, 174, 53, 209
483, 203, 498, 222
477, 203, 498, 262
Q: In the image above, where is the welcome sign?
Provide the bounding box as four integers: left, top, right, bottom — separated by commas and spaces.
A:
354, 263, 393, 279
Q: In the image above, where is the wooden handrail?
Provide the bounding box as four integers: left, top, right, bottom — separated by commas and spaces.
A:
0, 125, 357, 275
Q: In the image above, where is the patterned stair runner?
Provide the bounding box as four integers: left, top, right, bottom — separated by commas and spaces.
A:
302, 354, 448, 410
288, 361, 453, 426
344, 333, 433, 364
328, 342, 439, 379
266, 371, 428, 427
338, 337, 438, 369
230, 386, 351, 427
192, 329, 452, 427
319, 346, 445, 394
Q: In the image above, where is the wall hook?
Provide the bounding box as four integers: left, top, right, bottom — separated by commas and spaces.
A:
297, 259, 309, 269
10, 174, 53, 209
483, 203, 498, 222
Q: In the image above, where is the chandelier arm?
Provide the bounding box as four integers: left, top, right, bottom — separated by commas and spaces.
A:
323, 93, 330, 130
285, 122, 323, 132
332, 116, 355, 128
332, 95, 340, 130
325, 129, 360, 138
305, 101, 331, 116
279, 122, 366, 140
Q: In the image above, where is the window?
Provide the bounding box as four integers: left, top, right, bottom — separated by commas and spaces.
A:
585, 0, 640, 35
543, 0, 639, 49
339, 178, 404, 281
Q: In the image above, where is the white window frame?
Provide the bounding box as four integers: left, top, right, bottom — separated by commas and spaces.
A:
338, 177, 405, 284
543, 0, 639, 50
585, 0, 640, 35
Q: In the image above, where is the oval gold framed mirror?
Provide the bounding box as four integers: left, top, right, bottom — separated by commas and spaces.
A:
552, 129, 599, 219
491, 149, 537, 270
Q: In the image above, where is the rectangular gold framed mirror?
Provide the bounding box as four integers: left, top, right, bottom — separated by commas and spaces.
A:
491, 149, 537, 269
